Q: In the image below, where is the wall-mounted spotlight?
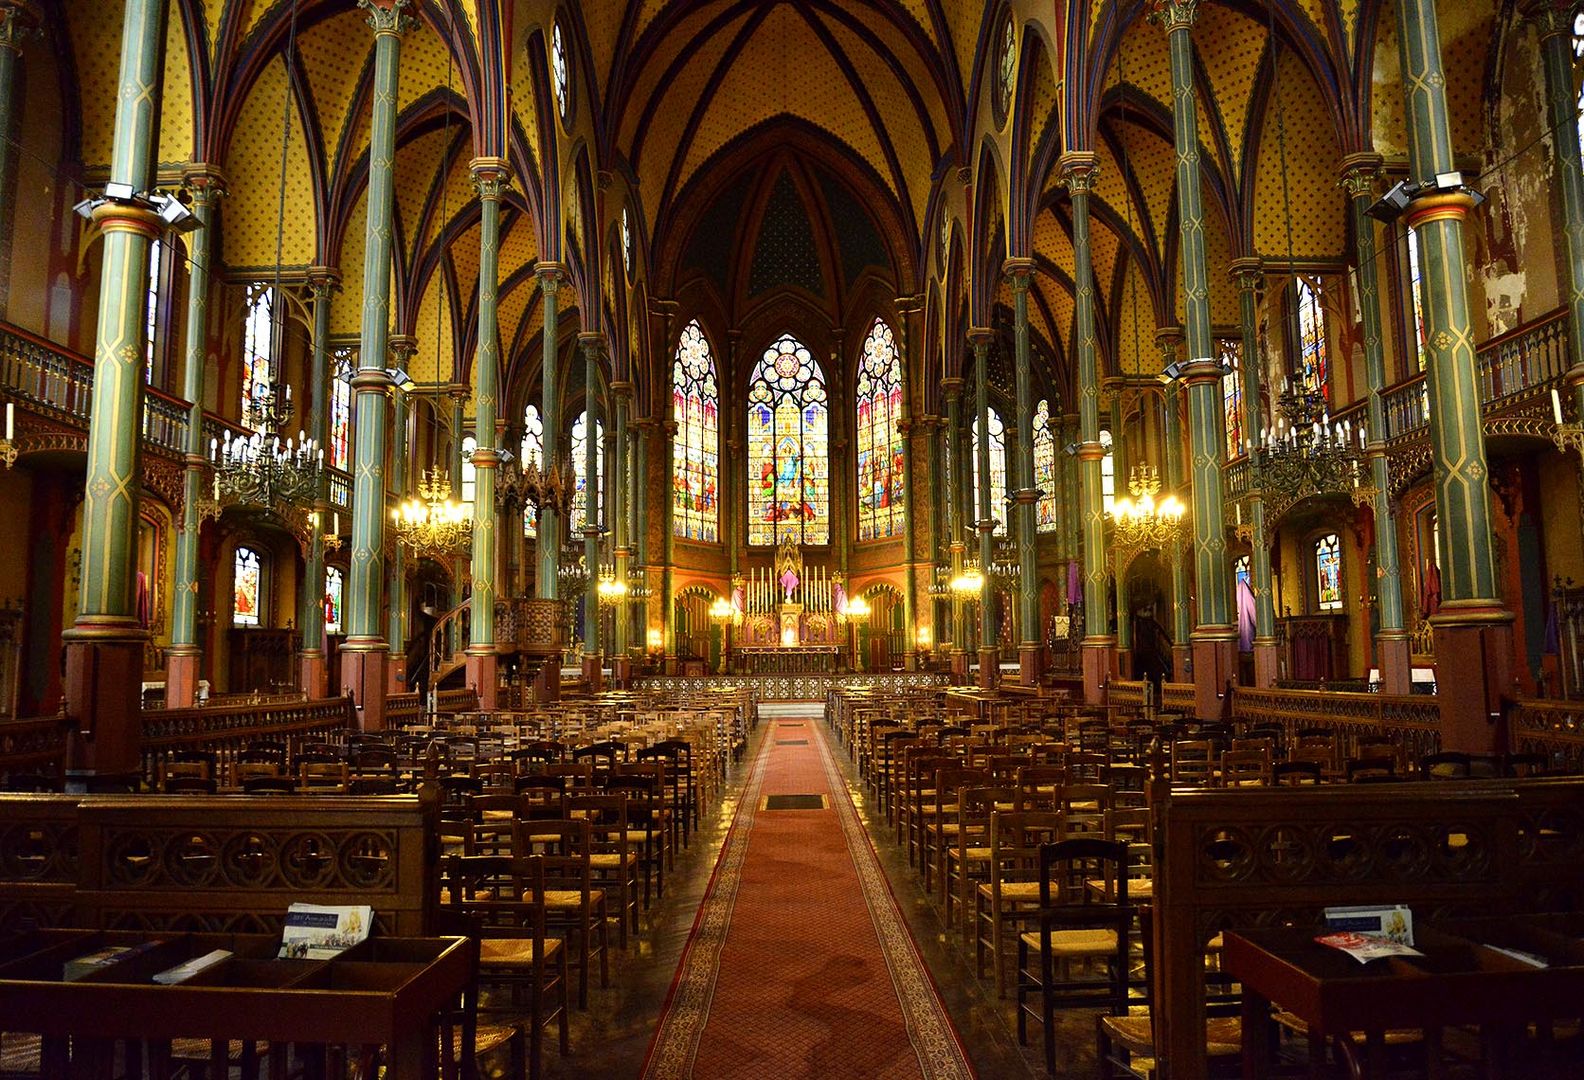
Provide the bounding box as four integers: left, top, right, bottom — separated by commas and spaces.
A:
388, 368, 417, 393
71, 185, 203, 234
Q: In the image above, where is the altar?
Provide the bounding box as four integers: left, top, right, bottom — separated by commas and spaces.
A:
728, 537, 851, 671
737, 645, 841, 675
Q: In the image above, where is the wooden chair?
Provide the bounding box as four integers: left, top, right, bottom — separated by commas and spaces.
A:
1271, 760, 1324, 786
298, 754, 348, 793
163, 775, 218, 795
1169, 740, 1217, 787
603, 773, 665, 908
1218, 747, 1273, 787
567, 793, 638, 947
922, 765, 985, 897
1017, 838, 1134, 1076
1345, 755, 1398, 782
512, 817, 608, 1010
1419, 751, 1472, 780
975, 810, 1064, 998
944, 784, 1017, 932
240, 775, 297, 795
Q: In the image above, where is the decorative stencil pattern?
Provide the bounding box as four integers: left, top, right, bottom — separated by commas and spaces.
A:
1253, 51, 1344, 260
220, 59, 318, 269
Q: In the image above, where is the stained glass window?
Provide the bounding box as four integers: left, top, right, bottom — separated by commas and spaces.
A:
672, 321, 719, 541
233, 546, 262, 627
1295, 277, 1329, 401
571, 410, 604, 532
997, 14, 1017, 116
856, 319, 905, 541
242, 285, 276, 430
971, 407, 1007, 536
145, 239, 161, 385
329, 371, 351, 470
521, 404, 543, 537
461, 435, 477, 508
1100, 428, 1115, 514
621, 208, 632, 277
747, 334, 829, 546
1033, 399, 1058, 532
1220, 337, 1243, 458
1234, 554, 1250, 593
1315, 533, 1343, 612
550, 22, 569, 120
323, 565, 343, 636
1406, 229, 1428, 372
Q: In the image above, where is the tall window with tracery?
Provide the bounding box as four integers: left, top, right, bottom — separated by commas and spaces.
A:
233, 546, 263, 627
1100, 428, 1115, 514
748, 334, 829, 545
571, 410, 604, 532
1315, 533, 1343, 612
672, 320, 719, 541
145, 239, 162, 385
329, 371, 352, 470
241, 285, 276, 429
1406, 229, 1428, 372
461, 435, 477, 508
856, 319, 905, 541
550, 21, 569, 120
1219, 337, 1243, 458
323, 565, 343, 636
1033, 398, 1058, 532
521, 404, 543, 537
971, 407, 1008, 536
1294, 277, 1329, 401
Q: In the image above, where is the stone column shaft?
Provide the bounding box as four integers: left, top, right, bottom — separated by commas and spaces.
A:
942, 378, 967, 677
1007, 265, 1042, 683
971, 331, 997, 687
580, 334, 603, 672
536, 266, 563, 599
466, 159, 508, 708
895, 300, 921, 666
297, 267, 335, 699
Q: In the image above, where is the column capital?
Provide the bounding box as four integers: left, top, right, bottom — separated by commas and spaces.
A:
90, 200, 161, 240
1003, 257, 1036, 289
893, 293, 925, 314
940, 376, 964, 400
967, 327, 994, 350
388, 334, 418, 364
470, 156, 512, 198
1058, 151, 1098, 192
0, 4, 40, 52
1228, 256, 1263, 291
1337, 152, 1384, 197
360, 0, 415, 36
1145, 0, 1199, 32
1403, 191, 1477, 229
447, 381, 470, 402
1523, 0, 1575, 39
535, 262, 567, 289
307, 265, 341, 296
180, 164, 228, 202
1154, 324, 1183, 350
577, 330, 608, 353
609, 379, 634, 400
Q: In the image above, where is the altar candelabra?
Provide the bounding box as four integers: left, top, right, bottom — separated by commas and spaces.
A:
391, 467, 471, 559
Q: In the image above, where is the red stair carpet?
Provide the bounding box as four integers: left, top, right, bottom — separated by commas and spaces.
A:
643, 709, 975, 1080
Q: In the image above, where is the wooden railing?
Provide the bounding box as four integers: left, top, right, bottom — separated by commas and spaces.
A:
1108, 680, 1196, 712
434, 688, 480, 715
138, 695, 355, 781
387, 692, 422, 728
1233, 686, 1442, 760
0, 714, 72, 780
1508, 698, 1584, 773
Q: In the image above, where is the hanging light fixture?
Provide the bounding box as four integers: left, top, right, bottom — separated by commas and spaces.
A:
390, 467, 471, 558
1109, 465, 1187, 550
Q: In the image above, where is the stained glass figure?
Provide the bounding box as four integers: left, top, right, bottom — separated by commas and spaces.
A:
747, 334, 829, 546
324, 565, 343, 635
1033, 399, 1058, 532
1220, 337, 1243, 459
572, 410, 604, 532
522, 404, 543, 537
234, 546, 262, 627
242, 285, 275, 430
672, 320, 719, 541
971, 407, 1007, 536
1295, 277, 1329, 401
856, 319, 904, 540
329, 371, 351, 470
1316, 533, 1343, 612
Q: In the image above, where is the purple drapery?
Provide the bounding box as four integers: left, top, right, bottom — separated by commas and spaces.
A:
1237, 577, 1256, 652
1066, 559, 1081, 607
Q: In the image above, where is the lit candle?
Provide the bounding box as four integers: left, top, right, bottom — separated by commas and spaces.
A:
1553, 386, 1564, 425
212, 474, 219, 501
1235, 502, 1242, 525
333, 512, 339, 534
4, 402, 12, 441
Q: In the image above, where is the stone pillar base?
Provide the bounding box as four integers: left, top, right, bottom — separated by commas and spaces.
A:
466, 650, 498, 710
298, 651, 327, 701
1018, 644, 1043, 686
1172, 644, 1192, 683
1376, 633, 1412, 695
165, 649, 200, 709
950, 650, 969, 683
977, 647, 999, 689
62, 621, 147, 776
339, 645, 389, 731
582, 655, 603, 693
1115, 647, 1133, 682
1431, 605, 1514, 754
1082, 637, 1116, 705
1252, 640, 1279, 689
611, 656, 632, 689
1191, 627, 1238, 721
533, 656, 562, 702
386, 654, 406, 696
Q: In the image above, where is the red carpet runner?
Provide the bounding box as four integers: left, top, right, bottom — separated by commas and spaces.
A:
643, 709, 975, 1080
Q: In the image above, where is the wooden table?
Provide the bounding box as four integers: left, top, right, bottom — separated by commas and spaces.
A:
1224, 921, 1584, 1079
0, 931, 478, 1080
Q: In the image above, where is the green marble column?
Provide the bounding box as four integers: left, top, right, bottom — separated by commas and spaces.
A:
610, 379, 632, 683
1397, 0, 1512, 748
579, 333, 603, 666
1005, 262, 1042, 683
1224, 264, 1276, 688
297, 265, 336, 699
970, 329, 997, 687
340, 0, 412, 729
1152, 0, 1236, 716
1161, 370, 1194, 675
448, 384, 468, 625
1062, 153, 1113, 701
942, 377, 967, 677
1531, 1, 1584, 416
894, 297, 921, 666
63, 0, 167, 773
466, 159, 508, 707
1110, 387, 1132, 659
165, 167, 223, 708
385, 334, 416, 680
536, 264, 563, 600
1335, 166, 1410, 692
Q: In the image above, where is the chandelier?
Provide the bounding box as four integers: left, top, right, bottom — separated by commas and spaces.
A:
1258, 380, 1374, 510
390, 467, 471, 558
557, 544, 590, 598
211, 416, 321, 508
1110, 465, 1187, 551
987, 537, 1020, 595
949, 559, 984, 598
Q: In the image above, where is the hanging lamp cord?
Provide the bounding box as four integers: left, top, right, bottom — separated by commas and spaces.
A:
268, 0, 301, 387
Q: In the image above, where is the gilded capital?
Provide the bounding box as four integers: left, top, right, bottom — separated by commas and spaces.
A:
180, 164, 228, 204
388, 334, 418, 365
967, 327, 995, 351
1337, 153, 1384, 199
1059, 151, 1098, 194
470, 156, 512, 199
1227, 256, 1263, 293
1145, 0, 1199, 31
360, 0, 415, 36
306, 266, 341, 298
535, 262, 565, 292
1003, 257, 1036, 290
